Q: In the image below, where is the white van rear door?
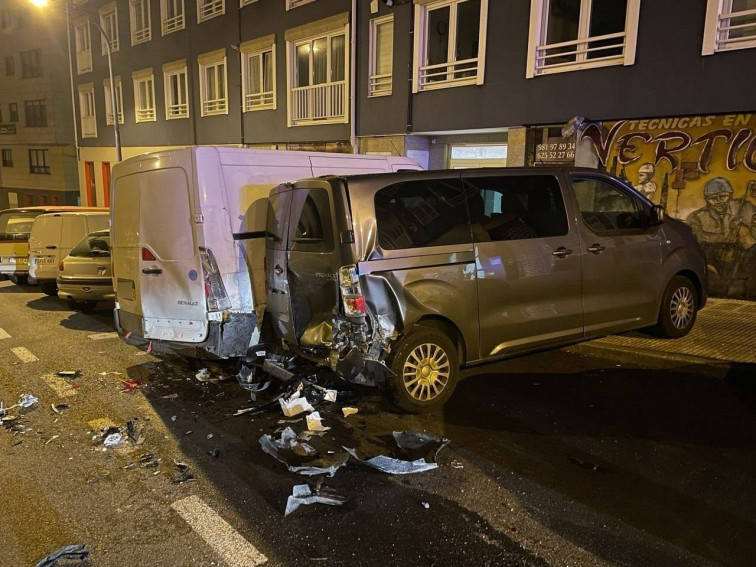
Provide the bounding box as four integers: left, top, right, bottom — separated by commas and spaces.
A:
113, 168, 207, 343
29, 215, 62, 273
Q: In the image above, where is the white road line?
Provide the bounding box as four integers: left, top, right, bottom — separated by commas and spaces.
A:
171, 496, 268, 567
88, 332, 119, 340
0, 328, 10, 340
41, 374, 78, 398
11, 347, 38, 363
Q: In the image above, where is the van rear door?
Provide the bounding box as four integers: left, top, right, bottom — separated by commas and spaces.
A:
29, 215, 62, 273
266, 179, 347, 346
113, 168, 207, 343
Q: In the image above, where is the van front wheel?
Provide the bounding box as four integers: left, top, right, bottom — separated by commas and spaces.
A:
388, 328, 459, 413
649, 276, 698, 338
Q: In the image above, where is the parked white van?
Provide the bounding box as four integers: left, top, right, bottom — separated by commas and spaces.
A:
111, 146, 420, 359
28, 210, 110, 296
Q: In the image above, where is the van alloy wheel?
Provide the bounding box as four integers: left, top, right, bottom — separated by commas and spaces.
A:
669, 286, 694, 330
646, 275, 698, 339
402, 343, 451, 402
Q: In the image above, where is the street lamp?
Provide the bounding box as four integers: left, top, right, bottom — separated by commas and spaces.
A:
29, 0, 121, 163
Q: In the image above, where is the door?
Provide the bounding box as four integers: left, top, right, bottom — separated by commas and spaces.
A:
112, 168, 206, 342
101, 163, 111, 207
29, 215, 62, 279
463, 172, 584, 358
569, 174, 663, 335
85, 162, 96, 206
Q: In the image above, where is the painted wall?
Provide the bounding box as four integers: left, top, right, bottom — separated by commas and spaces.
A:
579, 113, 756, 299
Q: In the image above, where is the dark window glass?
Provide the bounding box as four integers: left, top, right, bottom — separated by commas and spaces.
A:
464, 175, 568, 242
2, 149, 13, 167
427, 5, 450, 80
288, 188, 334, 253
70, 232, 111, 258
375, 179, 472, 250
29, 149, 50, 174
9, 103, 18, 122
25, 100, 47, 127
588, 0, 628, 59
266, 190, 292, 251
0, 210, 38, 238
20, 49, 42, 78
572, 176, 644, 231
4, 56, 13, 76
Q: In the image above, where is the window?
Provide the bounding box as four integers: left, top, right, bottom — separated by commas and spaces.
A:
1, 149, 12, 167
369, 15, 393, 97
241, 0, 259, 5
25, 100, 47, 127
161, 0, 185, 34
449, 144, 507, 168
703, 0, 756, 53
74, 21, 91, 74
78, 84, 97, 138
374, 179, 473, 250
5, 56, 13, 76
242, 38, 275, 111
29, 149, 50, 174
526, 0, 641, 77
413, 0, 488, 91
287, 22, 348, 125
287, 0, 316, 9
9, 103, 18, 122
99, 2, 119, 54
199, 50, 227, 116
130, 0, 151, 45
572, 176, 645, 231
103, 77, 124, 124
133, 69, 156, 122
465, 175, 568, 241
164, 61, 189, 119
197, 0, 224, 22
287, 188, 334, 253
21, 49, 43, 78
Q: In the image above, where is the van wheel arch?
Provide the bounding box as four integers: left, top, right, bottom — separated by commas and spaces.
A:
410, 316, 467, 366
675, 269, 704, 308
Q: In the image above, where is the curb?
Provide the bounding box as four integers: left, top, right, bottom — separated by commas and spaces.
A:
565, 342, 734, 371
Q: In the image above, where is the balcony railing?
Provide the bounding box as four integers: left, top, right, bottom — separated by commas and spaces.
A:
715, 7, 756, 50
368, 73, 392, 96
290, 81, 345, 125
132, 26, 151, 45
202, 98, 227, 115
244, 91, 274, 111
105, 111, 123, 125
417, 57, 478, 90
81, 115, 96, 137
76, 50, 92, 74
162, 14, 184, 34
198, 0, 224, 22
167, 103, 188, 118
534, 31, 626, 75
136, 107, 155, 122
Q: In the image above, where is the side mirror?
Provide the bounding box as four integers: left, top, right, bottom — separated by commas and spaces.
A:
649, 205, 665, 226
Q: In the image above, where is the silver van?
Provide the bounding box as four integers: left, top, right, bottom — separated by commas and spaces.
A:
266, 168, 708, 412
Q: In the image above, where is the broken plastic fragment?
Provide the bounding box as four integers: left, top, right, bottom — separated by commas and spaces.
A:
344, 448, 438, 475
422, 502, 430, 509
55, 370, 82, 378
34, 544, 89, 567
103, 433, 123, 447
259, 430, 348, 477
284, 484, 347, 516
279, 395, 314, 417
324, 390, 338, 403
195, 368, 211, 382
342, 407, 359, 418
120, 379, 144, 392
263, 359, 295, 381
171, 460, 194, 483
18, 394, 39, 408
306, 411, 330, 432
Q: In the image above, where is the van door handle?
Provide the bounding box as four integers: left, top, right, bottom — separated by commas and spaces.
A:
587, 244, 606, 254
552, 247, 572, 258
46, 245, 57, 250
274, 265, 283, 275
142, 268, 163, 275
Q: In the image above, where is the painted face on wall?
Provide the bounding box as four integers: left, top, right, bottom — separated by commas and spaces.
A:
705, 192, 731, 215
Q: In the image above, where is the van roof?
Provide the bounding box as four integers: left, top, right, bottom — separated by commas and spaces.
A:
328, 166, 612, 184
0, 206, 106, 214
35, 210, 109, 218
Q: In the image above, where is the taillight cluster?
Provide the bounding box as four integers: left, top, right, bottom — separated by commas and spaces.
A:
339, 264, 367, 317
200, 247, 231, 311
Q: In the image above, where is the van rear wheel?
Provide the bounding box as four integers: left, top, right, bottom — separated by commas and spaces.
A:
388, 328, 459, 413
40, 282, 58, 297
649, 276, 698, 338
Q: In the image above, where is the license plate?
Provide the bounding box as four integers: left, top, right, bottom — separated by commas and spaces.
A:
4, 257, 16, 264
38, 257, 56, 264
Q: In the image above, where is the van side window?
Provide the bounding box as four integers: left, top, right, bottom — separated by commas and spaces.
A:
266, 191, 291, 251
374, 179, 472, 250
288, 188, 334, 253
463, 175, 568, 242
572, 177, 645, 231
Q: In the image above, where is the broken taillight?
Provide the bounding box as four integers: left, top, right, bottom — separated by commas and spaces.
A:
339, 264, 367, 317
141, 247, 157, 261
200, 247, 231, 312
58, 261, 64, 271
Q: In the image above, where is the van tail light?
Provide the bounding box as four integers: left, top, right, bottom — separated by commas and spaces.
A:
141, 247, 157, 261
59, 261, 65, 271
200, 247, 231, 312
339, 264, 367, 317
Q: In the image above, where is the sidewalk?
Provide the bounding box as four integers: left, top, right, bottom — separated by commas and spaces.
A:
568, 298, 756, 366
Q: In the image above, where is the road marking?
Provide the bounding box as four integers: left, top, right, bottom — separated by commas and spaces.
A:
11, 347, 38, 363
41, 374, 78, 398
88, 332, 119, 340
171, 496, 268, 567
0, 328, 10, 340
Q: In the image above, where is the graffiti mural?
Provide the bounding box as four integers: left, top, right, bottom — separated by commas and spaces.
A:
577, 113, 756, 300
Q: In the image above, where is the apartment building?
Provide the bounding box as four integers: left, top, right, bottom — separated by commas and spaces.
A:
70, 0, 755, 297
0, 0, 79, 209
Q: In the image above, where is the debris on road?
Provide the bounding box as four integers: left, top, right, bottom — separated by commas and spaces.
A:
344, 431, 449, 475
259, 427, 349, 477
18, 393, 39, 408
342, 407, 358, 417
34, 543, 89, 567
51, 403, 70, 414
171, 460, 195, 484
120, 379, 144, 392
284, 483, 347, 516
344, 448, 439, 475
422, 502, 430, 509
305, 411, 330, 432
103, 432, 123, 447
44, 435, 59, 446
279, 394, 314, 417
207, 448, 220, 458
195, 368, 211, 382
55, 370, 82, 378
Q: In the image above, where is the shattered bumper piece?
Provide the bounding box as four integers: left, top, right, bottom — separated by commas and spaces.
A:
35, 544, 89, 567
259, 429, 349, 477
344, 447, 438, 475
284, 484, 347, 516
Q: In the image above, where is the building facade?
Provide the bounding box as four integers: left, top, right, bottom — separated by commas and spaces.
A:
69, 0, 756, 297
0, 0, 80, 209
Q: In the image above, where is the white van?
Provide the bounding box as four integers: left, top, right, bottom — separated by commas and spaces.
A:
111, 146, 421, 359
28, 210, 110, 295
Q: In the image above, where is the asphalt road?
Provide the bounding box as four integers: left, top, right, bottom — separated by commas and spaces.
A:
1, 280, 754, 566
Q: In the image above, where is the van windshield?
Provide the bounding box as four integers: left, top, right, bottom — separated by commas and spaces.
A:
0, 211, 39, 240
70, 232, 111, 258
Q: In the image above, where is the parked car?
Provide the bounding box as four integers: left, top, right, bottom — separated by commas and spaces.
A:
110, 146, 421, 359
0, 206, 103, 284
28, 210, 109, 296
266, 167, 708, 412
57, 229, 114, 313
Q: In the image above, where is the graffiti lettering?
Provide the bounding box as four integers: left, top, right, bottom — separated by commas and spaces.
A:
746, 135, 756, 172
581, 121, 627, 166
616, 132, 652, 165
652, 131, 692, 170
727, 128, 752, 171
691, 129, 733, 174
